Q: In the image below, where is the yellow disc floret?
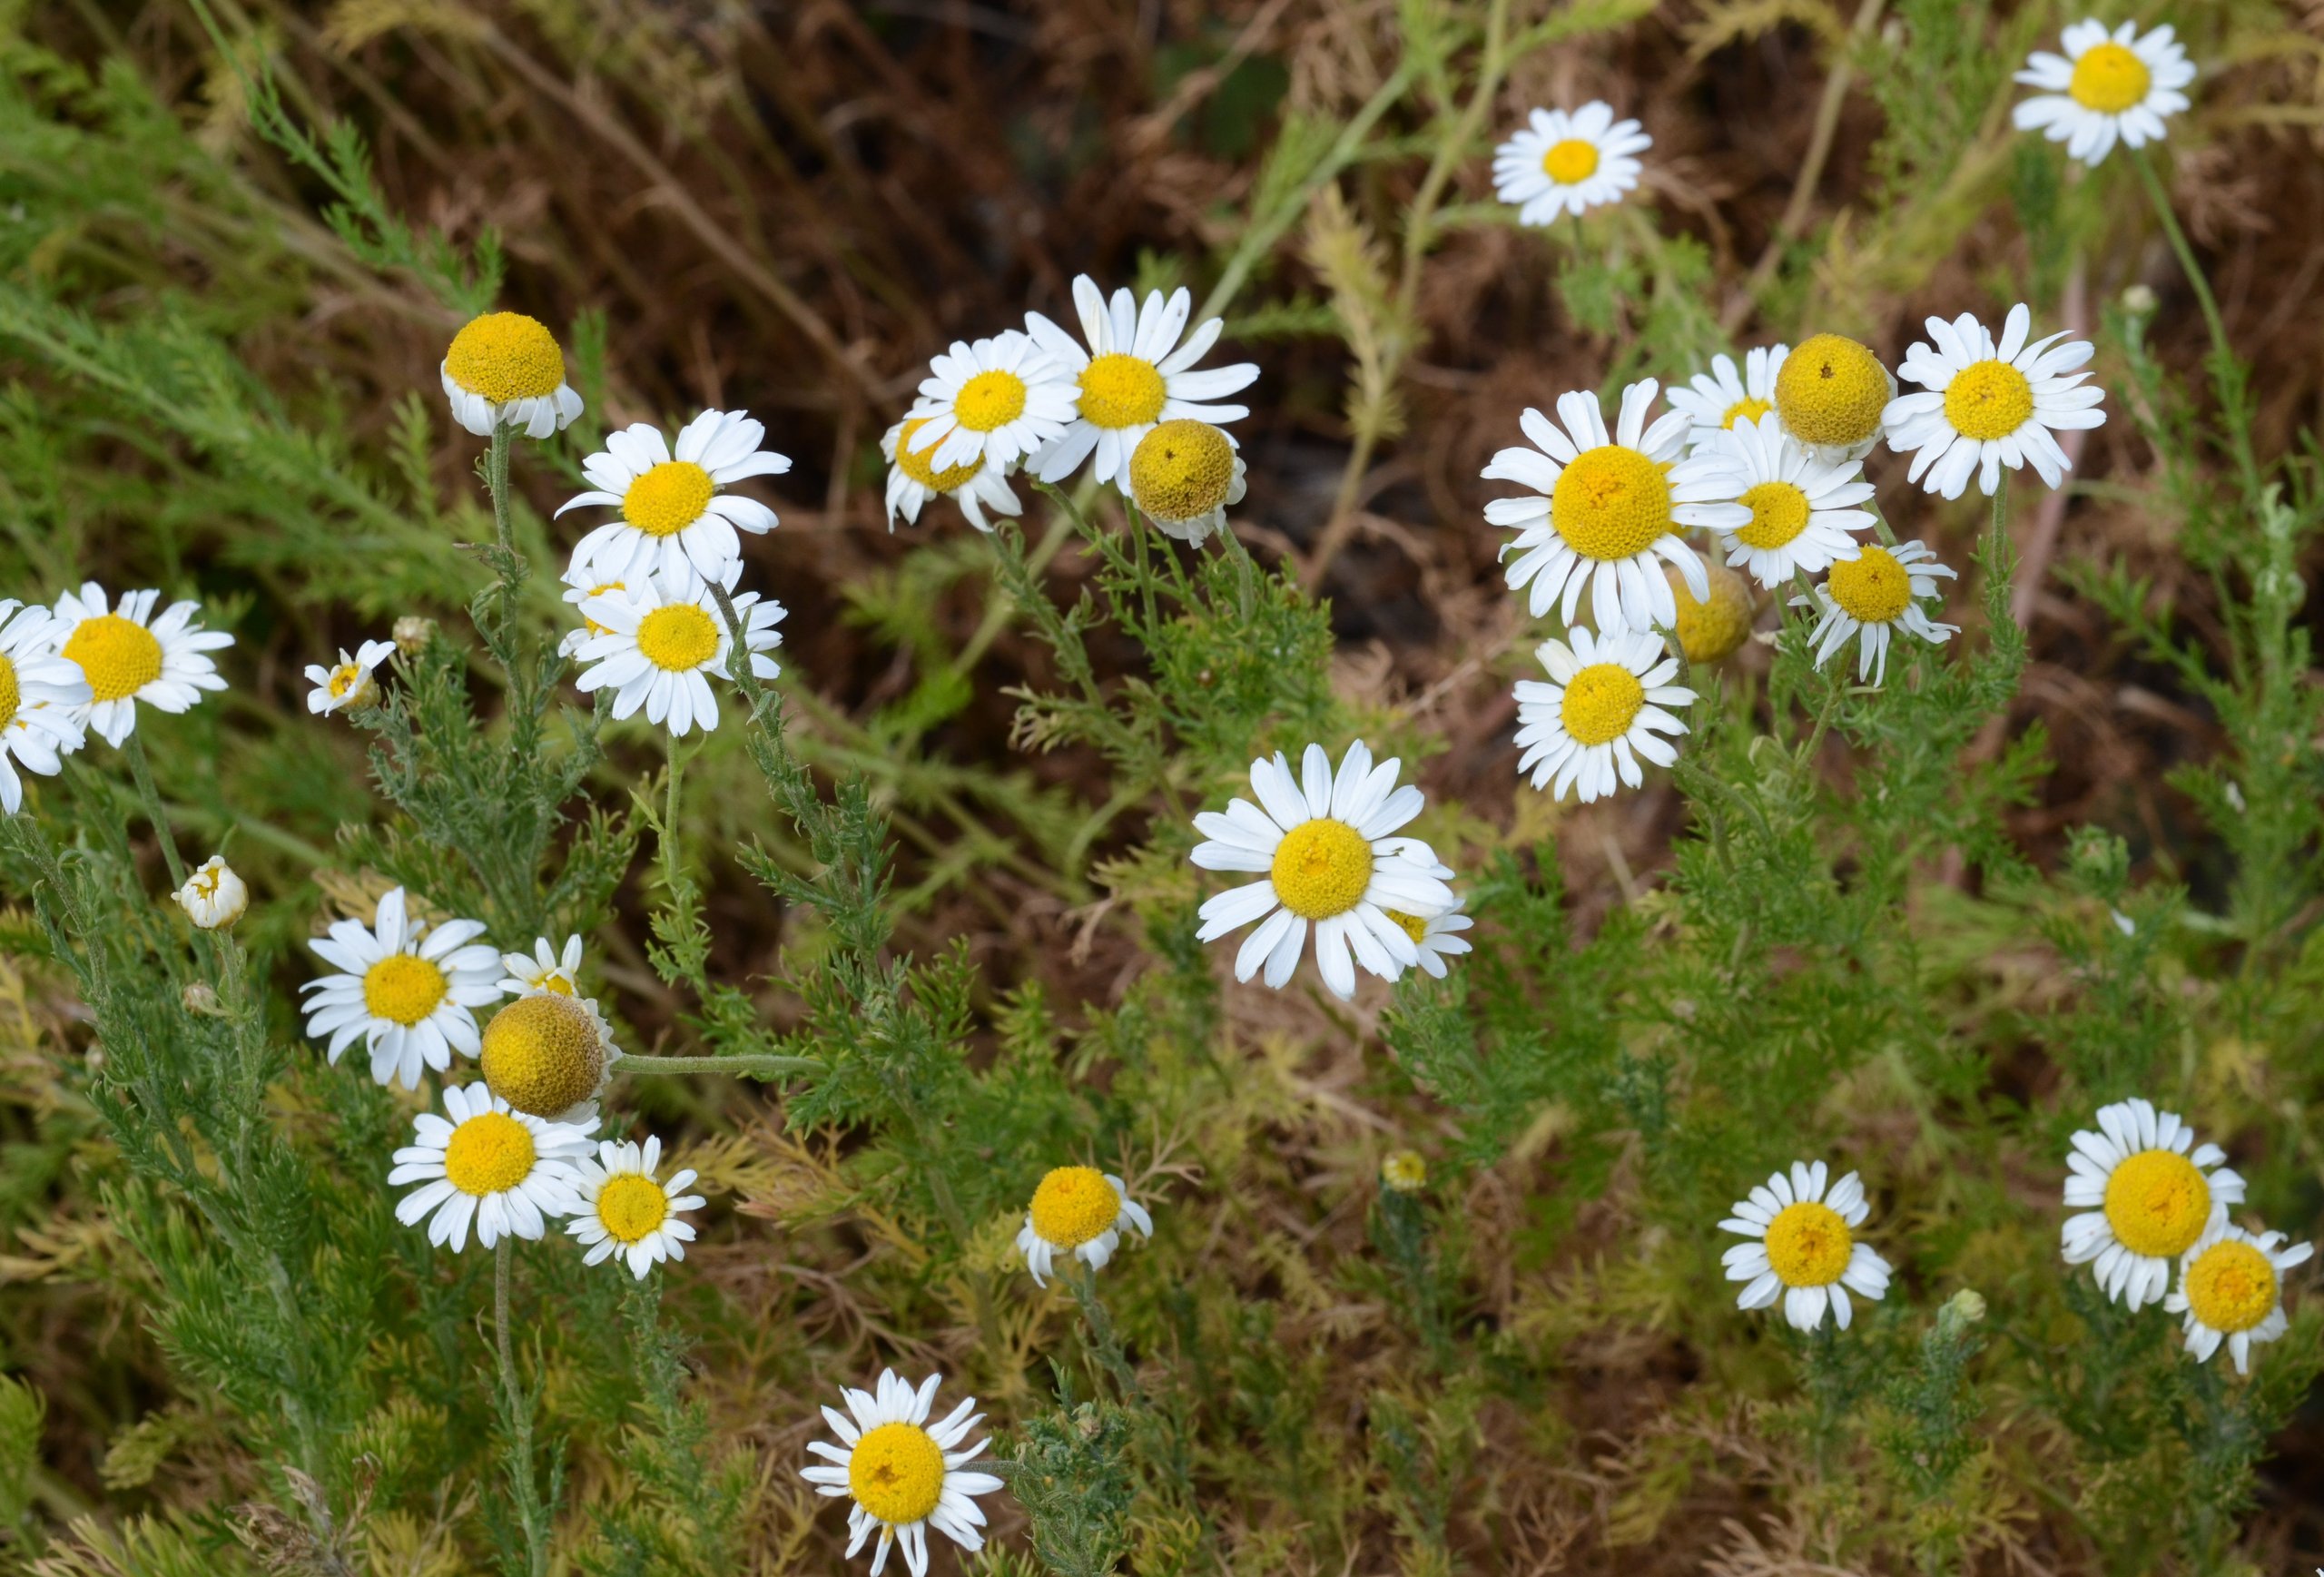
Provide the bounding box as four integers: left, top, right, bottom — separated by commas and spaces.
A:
622, 461, 716, 538
2102, 1148, 2212, 1258
894, 417, 984, 492
1269, 818, 1374, 920
595, 1173, 671, 1245
1381, 1150, 1428, 1193
2182, 1238, 2278, 1334
953, 370, 1029, 432
1383, 910, 1430, 945
1129, 419, 1236, 522
635, 604, 720, 673
442, 1111, 537, 1198
1776, 334, 1889, 448
1666, 563, 1754, 664
479, 993, 606, 1119
1827, 546, 1912, 625
1029, 1165, 1121, 1249
0, 655, 19, 729
1541, 138, 1600, 185
2069, 42, 2152, 113
1735, 480, 1811, 549
1560, 663, 1645, 746
1942, 360, 2035, 443
1720, 396, 1772, 429
848, 1422, 946, 1526
63, 615, 162, 703
1764, 1200, 1853, 1286
444, 312, 566, 405
328, 663, 377, 707
362, 953, 448, 1028
1076, 353, 1168, 429
1551, 447, 1673, 560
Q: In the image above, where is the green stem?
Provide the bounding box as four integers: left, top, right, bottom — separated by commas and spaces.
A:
2133, 150, 2261, 502
121, 729, 186, 888
495, 1237, 550, 1577
1070, 1263, 1142, 1402
486, 422, 516, 558
617, 1051, 822, 1079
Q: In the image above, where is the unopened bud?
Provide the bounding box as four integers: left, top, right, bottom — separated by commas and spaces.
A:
392, 616, 436, 655
182, 981, 223, 1016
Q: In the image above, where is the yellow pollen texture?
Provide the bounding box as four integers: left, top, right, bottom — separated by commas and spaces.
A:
1942, 360, 2035, 443
1735, 481, 1812, 550
0, 655, 18, 728
1381, 1150, 1429, 1192
894, 417, 983, 491
595, 1173, 670, 1245
1827, 547, 1912, 625
1383, 910, 1431, 945
1029, 1166, 1119, 1248
636, 604, 720, 673
444, 312, 566, 405
1268, 818, 1374, 920
63, 615, 162, 703
2102, 1148, 2211, 1258
1541, 138, 1600, 184
1551, 447, 1672, 560
1765, 1200, 1853, 1287
1667, 564, 1754, 664
2183, 1239, 2278, 1334
622, 461, 715, 538
953, 370, 1028, 431
1560, 663, 1645, 746
1720, 396, 1772, 429
479, 994, 605, 1118
328, 665, 376, 706
2069, 41, 2152, 113
362, 953, 448, 1028
1776, 334, 1888, 448
1129, 419, 1236, 520
1076, 353, 1168, 429
848, 1422, 946, 1526
442, 1111, 537, 1198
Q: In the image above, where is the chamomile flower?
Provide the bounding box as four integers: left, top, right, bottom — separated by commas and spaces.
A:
2061, 1096, 2245, 1311
566, 1136, 704, 1278
49, 583, 231, 748
1667, 344, 1789, 451
1706, 413, 1876, 589
1720, 1159, 1893, 1333
572, 573, 784, 737
1512, 628, 1694, 803
2014, 20, 2195, 167
1128, 419, 1246, 545
0, 600, 89, 812
1772, 333, 1896, 465
501, 934, 586, 997
304, 639, 395, 715
299, 886, 504, 1089
1883, 304, 2105, 498
902, 330, 1076, 474
1025, 277, 1258, 489
1015, 1166, 1153, 1286
561, 409, 792, 589
1482, 381, 1747, 634
1384, 901, 1472, 981
1491, 102, 1651, 225
1792, 542, 1958, 686
478, 991, 619, 1127
172, 854, 247, 931
801, 1371, 1004, 1577
881, 416, 1021, 535
440, 311, 584, 439
1190, 741, 1457, 1000
557, 559, 643, 660
1664, 562, 1756, 665
389, 1083, 592, 1253
2167, 1223, 2311, 1375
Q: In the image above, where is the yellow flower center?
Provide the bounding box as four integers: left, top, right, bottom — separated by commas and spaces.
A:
1076, 352, 1168, 429
1383, 910, 1430, 945
2182, 1238, 2278, 1335
479, 993, 606, 1118
63, 614, 163, 704
953, 369, 1029, 431
2102, 1148, 2212, 1259
1827, 546, 1912, 625
362, 953, 448, 1028
538, 971, 576, 996
1720, 395, 1772, 429
1667, 563, 1753, 664
1942, 360, 2035, 443
847, 1422, 946, 1527
1735, 479, 1812, 550
2069, 41, 2152, 113
1775, 334, 1888, 448
1129, 419, 1236, 522
635, 604, 720, 673
1541, 138, 1600, 185
0, 655, 18, 729
622, 460, 716, 538
443, 312, 566, 404
327, 664, 376, 706
1764, 1200, 1853, 1286
595, 1173, 671, 1245
442, 1110, 537, 1198
579, 583, 625, 638
1029, 1165, 1120, 1249
1268, 817, 1374, 920
893, 417, 983, 492
1381, 1150, 1428, 1192
1551, 446, 1672, 561
1560, 663, 1645, 746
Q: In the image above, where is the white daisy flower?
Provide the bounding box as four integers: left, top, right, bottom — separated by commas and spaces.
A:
572, 572, 783, 737
1482, 380, 1748, 634
1025, 277, 1258, 489
560, 409, 793, 589
439, 311, 584, 440
1386, 901, 1472, 981
2167, 1222, 2311, 1375
2061, 1096, 2245, 1312
49, 583, 231, 748
1882, 304, 2106, 498
1491, 102, 1651, 226
2013, 20, 2195, 167
1190, 741, 1457, 1000
1704, 413, 1876, 589
172, 854, 247, 931
478, 991, 620, 1128
801, 1370, 1005, 1577
389, 1083, 592, 1253
0, 600, 88, 812
304, 639, 396, 716
1720, 1159, 1894, 1333
902, 330, 1076, 474
1512, 628, 1694, 803
501, 933, 585, 997
1791, 540, 1959, 686
1128, 419, 1247, 546
299, 886, 504, 1089
1015, 1167, 1153, 1287
881, 416, 1022, 535
566, 1136, 704, 1278
1667, 344, 1789, 452
1772, 333, 1897, 466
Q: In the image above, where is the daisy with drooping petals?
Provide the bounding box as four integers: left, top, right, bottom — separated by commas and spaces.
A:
2014, 20, 2195, 167
1025, 277, 1258, 489
1665, 562, 1756, 665
2062, 1096, 2244, 1312
881, 416, 1022, 535
1706, 413, 1876, 589
2167, 1222, 2310, 1375
1883, 304, 2105, 498
478, 991, 620, 1127
501, 933, 586, 997
49, 583, 231, 747
1668, 344, 1789, 452
1791, 541, 1958, 686
561, 409, 792, 588
802, 1371, 1004, 1577
1385, 902, 1472, 981
1772, 333, 1896, 466
440, 311, 584, 439
556, 558, 646, 659
1016, 1166, 1153, 1286
1482, 381, 1748, 634
903, 330, 1076, 475
0, 600, 88, 812
1721, 1160, 1894, 1333
389, 1083, 592, 1253
572, 573, 784, 737
1190, 741, 1457, 1000
305, 639, 396, 715
1492, 102, 1651, 226
299, 886, 504, 1089
1512, 628, 1694, 803
567, 1136, 704, 1279
1129, 419, 1247, 546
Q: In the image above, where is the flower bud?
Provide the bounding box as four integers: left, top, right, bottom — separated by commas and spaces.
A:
1381, 1149, 1428, 1194
173, 855, 248, 931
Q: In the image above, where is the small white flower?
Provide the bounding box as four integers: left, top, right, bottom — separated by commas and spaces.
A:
2062, 1096, 2244, 1312
1512, 627, 1694, 803
2013, 20, 2195, 167
2167, 1222, 2311, 1375
572, 571, 783, 737
1025, 277, 1258, 490
1790, 540, 1959, 686
304, 639, 396, 715
299, 887, 504, 1089
1016, 1167, 1153, 1286
902, 330, 1077, 474
1388, 902, 1472, 981
567, 1136, 705, 1278
389, 1083, 593, 1253
1667, 345, 1789, 452
561, 409, 792, 590
1702, 414, 1876, 590
439, 311, 584, 439
0, 600, 89, 812
501, 933, 586, 997
1492, 102, 1651, 225
801, 1371, 1005, 1577
1883, 304, 2106, 498
173, 854, 248, 930
1720, 1159, 1893, 1333
881, 416, 1022, 535
49, 582, 231, 747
